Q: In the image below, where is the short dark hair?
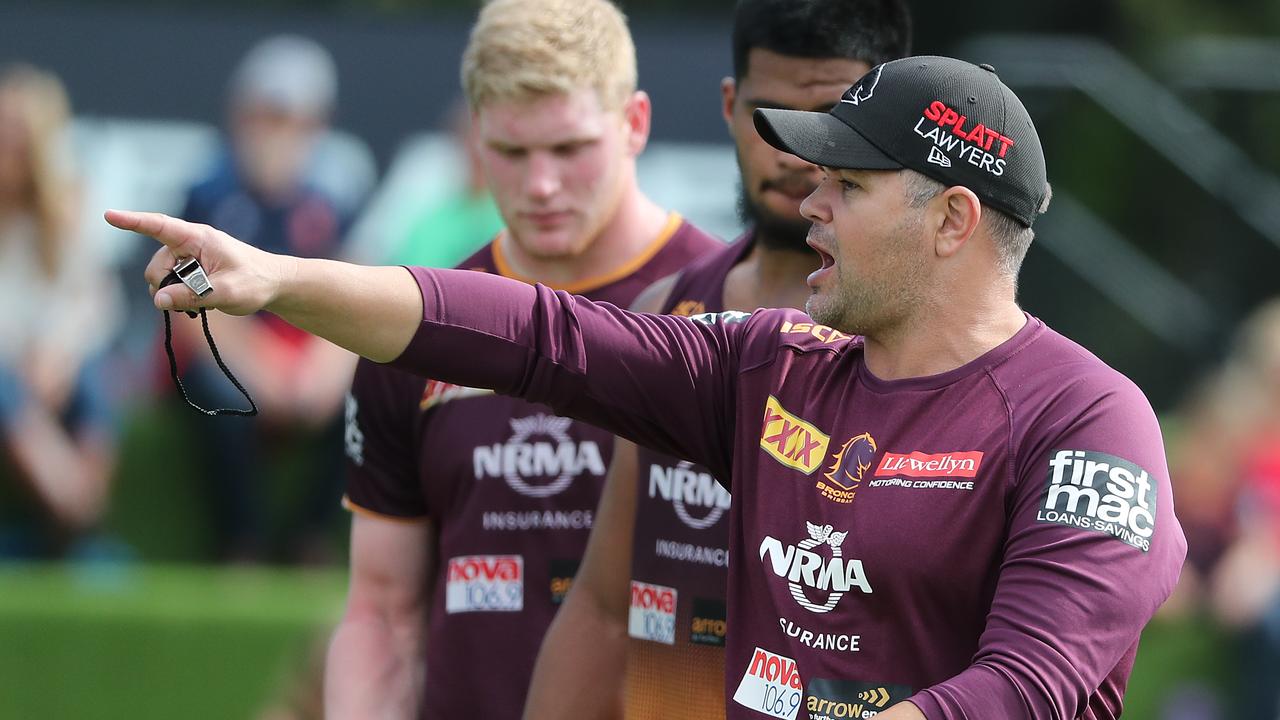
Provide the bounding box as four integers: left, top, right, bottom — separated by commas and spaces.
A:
732, 0, 913, 81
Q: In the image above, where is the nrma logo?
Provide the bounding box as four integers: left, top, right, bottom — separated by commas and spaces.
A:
759, 522, 872, 614
473, 414, 605, 498
649, 460, 731, 530
816, 433, 877, 504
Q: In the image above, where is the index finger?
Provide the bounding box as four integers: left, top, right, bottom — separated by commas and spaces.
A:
105, 209, 204, 256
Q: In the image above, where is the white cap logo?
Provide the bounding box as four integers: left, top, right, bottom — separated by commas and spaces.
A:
840, 65, 884, 107
927, 146, 952, 168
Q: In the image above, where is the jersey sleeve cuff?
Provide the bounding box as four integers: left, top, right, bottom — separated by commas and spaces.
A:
907, 663, 1034, 719
341, 495, 429, 524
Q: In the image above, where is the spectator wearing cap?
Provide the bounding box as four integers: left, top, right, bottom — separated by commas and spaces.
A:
175, 35, 356, 563
1195, 298, 1280, 718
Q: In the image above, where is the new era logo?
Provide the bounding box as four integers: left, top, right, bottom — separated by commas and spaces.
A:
927, 146, 952, 168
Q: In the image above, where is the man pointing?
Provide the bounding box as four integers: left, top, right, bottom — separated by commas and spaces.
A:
118, 55, 1185, 719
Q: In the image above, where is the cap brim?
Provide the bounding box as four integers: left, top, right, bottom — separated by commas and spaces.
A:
754, 108, 901, 171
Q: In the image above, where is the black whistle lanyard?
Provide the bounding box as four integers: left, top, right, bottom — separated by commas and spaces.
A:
159, 266, 258, 417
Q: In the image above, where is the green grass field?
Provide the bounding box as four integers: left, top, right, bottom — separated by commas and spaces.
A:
0, 563, 346, 719
0, 559, 1239, 720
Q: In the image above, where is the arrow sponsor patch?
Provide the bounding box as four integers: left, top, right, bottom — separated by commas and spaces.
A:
806, 679, 915, 719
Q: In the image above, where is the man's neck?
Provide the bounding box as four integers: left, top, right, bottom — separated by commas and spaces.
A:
861, 291, 1026, 382
500, 188, 670, 287
723, 236, 814, 312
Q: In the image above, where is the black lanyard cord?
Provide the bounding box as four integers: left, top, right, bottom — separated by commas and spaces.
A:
159, 269, 258, 417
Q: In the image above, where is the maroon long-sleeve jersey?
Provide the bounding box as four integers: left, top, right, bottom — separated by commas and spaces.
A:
384, 267, 1187, 720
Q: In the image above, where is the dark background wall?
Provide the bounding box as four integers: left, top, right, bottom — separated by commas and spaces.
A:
2, 0, 1277, 411
0, 0, 1126, 165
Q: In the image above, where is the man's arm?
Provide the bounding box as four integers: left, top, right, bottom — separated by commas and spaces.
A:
524, 439, 638, 720
115, 210, 741, 477
907, 379, 1188, 719
524, 274, 679, 719
325, 513, 433, 718
327, 356, 435, 718
115, 209, 422, 362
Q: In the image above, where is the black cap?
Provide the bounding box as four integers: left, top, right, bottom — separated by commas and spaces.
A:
754, 56, 1047, 227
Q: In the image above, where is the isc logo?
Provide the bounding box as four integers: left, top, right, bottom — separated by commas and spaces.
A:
760, 396, 831, 475
1038, 449, 1157, 552
779, 320, 851, 344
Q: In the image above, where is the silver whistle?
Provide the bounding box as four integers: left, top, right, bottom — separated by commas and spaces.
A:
173, 257, 213, 297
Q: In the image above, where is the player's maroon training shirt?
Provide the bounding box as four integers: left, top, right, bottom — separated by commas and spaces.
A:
383, 267, 1187, 720
342, 214, 719, 720
626, 234, 752, 720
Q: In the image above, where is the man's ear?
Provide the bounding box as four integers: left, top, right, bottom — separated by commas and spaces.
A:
623, 90, 652, 156
721, 76, 737, 135
932, 185, 982, 259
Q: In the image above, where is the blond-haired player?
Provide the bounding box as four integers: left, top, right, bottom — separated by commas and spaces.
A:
322, 1, 718, 717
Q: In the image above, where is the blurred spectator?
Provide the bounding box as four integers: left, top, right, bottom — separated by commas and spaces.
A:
1203, 298, 1280, 719
0, 64, 124, 556
1166, 371, 1251, 594
175, 35, 357, 563
385, 101, 502, 267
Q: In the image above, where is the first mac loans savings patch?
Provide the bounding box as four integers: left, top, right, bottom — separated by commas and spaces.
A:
1038, 449, 1157, 552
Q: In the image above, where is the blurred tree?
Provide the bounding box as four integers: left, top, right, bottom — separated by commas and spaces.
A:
1117, 0, 1280, 48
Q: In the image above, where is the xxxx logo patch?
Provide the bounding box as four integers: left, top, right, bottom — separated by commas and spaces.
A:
760, 396, 830, 474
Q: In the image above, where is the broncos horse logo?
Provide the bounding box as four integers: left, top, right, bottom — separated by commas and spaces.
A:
823, 432, 878, 493
840, 64, 884, 106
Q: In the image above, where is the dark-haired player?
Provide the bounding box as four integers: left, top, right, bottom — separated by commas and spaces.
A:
123, 53, 1188, 720
526, 2, 911, 718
